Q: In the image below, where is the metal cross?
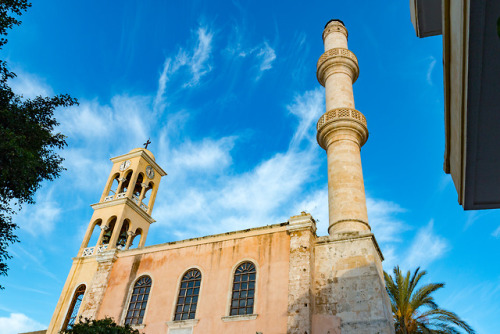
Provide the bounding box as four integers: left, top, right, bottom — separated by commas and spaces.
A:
143, 138, 151, 149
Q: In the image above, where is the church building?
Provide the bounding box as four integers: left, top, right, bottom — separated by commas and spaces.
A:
45, 20, 394, 334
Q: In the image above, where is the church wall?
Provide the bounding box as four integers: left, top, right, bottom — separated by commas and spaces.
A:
96, 226, 291, 334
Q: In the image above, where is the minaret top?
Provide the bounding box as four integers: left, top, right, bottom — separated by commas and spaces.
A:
322, 19, 348, 49
324, 19, 345, 28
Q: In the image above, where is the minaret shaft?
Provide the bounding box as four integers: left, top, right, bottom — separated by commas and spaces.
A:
317, 20, 369, 235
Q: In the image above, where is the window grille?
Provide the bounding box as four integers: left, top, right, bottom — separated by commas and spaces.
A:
230, 262, 256, 316
63, 284, 86, 329
125, 276, 152, 325
174, 269, 201, 320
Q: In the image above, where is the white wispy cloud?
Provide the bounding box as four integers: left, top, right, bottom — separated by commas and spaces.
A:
254, 41, 276, 80
15, 187, 61, 236
224, 32, 277, 81
8, 68, 53, 99
492, 225, 500, 238
153, 25, 214, 114
188, 27, 213, 86
405, 219, 449, 269
0, 313, 46, 334
367, 197, 407, 243
151, 88, 323, 239
426, 56, 437, 86
288, 88, 324, 148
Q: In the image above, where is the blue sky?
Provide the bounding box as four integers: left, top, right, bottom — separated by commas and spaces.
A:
1, 1, 499, 333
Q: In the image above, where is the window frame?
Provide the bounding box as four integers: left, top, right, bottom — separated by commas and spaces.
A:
61, 283, 86, 330
122, 274, 153, 326
227, 260, 258, 317
173, 268, 202, 321
171, 266, 204, 322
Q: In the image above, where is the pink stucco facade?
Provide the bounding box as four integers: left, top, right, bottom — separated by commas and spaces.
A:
96, 225, 291, 333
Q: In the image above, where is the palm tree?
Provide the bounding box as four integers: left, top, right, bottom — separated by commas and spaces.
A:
384, 266, 475, 334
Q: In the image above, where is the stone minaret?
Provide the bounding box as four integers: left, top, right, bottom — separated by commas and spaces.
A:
313, 19, 395, 333
316, 19, 369, 235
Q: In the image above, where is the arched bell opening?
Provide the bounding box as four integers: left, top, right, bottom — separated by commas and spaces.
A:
106, 173, 120, 200
116, 219, 130, 249
141, 182, 154, 210
131, 228, 142, 249
101, 217, 116, 245
132, 173, 144, 204
118, 170, 133, 195
86, 219, 102, 248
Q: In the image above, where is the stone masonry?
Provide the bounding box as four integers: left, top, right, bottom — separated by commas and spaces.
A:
287, 213, 316, 334
79, 250, 118, 320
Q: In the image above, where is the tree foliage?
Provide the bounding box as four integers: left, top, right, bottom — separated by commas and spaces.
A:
384, 266, 475, 334
60, 318, 140, 334
0, 0, 77, 288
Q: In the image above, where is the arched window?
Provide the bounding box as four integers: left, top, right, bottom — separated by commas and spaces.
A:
62, 284, 86, 329
174, 269, 201, 321
230, 262, 256, 316
125, 276, 152, 325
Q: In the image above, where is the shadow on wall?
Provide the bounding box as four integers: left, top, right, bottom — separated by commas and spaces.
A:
287, 261, 392, 334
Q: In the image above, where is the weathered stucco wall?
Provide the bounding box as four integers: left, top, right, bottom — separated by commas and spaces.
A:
46, 258, 99, 333
96, 226, 291, 334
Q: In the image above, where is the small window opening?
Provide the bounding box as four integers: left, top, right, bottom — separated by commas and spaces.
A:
102, 218, 116, 245
116, 220, 129, 249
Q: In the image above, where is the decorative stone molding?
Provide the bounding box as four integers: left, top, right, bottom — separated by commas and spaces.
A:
316, 107, 369, 150
316, 48, 359, 86
127, 231, 136, 237
287, 212, 317, 234
131, 324, 146, 330
91, 197, 156, 224
317, 107, 367, 130
322, 21, 348, 41
96, 249, 118, 263
101, 225, 110, 231
221, 314, 258, 322
166, 319, 199, 328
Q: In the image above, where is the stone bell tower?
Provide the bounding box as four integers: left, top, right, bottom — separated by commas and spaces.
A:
46, 148, 166, 332
313, 20, 394, 333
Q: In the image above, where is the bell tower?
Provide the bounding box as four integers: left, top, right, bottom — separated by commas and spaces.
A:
78, 147, 167, 256
47, 147, 166, 332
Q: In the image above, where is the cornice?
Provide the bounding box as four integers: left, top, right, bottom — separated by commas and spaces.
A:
111, 150, 167, 176
91, 197, 156, 224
